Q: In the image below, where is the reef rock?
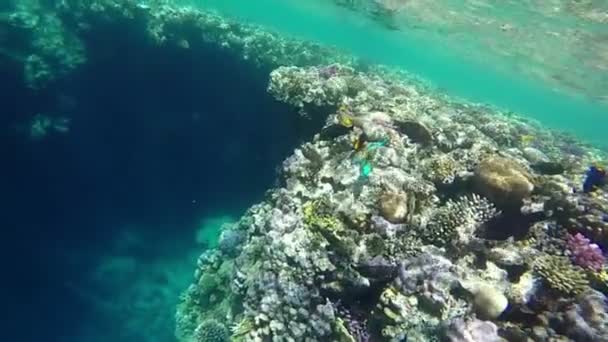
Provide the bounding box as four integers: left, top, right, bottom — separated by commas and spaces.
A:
443, 317, 505, 342
394, 120, 433, 146
473, 156, 534, 207
395, 248, 461, 316
561, 290, 608, 341
522, 147, 549, 164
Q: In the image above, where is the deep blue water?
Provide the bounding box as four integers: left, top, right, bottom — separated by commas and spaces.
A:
1, 24, 325, 341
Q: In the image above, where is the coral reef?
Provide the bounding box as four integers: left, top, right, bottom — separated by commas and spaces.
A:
2, 0, 85, 88
4, 0, 356, 89
6, 0, 608, 341
177, 63, 608, 341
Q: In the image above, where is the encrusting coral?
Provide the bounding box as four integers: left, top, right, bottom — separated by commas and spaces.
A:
473, 156, 535, 208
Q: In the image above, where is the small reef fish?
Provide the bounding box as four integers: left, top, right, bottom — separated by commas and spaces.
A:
337, 106, 366, 129
338, 112, 356, 128
319, 124, 352, 140
583, 165, 606, 193
352, 132, 368, 152
520, 134, 535, 146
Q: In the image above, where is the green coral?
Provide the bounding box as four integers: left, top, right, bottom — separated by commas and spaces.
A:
533, 254, 589, 296
197, 260, 234, 308
230, 317, 254, 341
195, 319, 230, 342
303, 199, 342, 231
303, 199, 357, 256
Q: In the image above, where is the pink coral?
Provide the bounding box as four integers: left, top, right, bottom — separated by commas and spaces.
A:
567, 232, 605, 271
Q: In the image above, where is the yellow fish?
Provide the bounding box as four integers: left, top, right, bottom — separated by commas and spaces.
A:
520, 134, 535, 146
352, 133, 368, 152
338, 112, 354, 128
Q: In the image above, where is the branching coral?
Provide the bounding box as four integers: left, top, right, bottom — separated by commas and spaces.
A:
533, 254, 589, 296
426, 154, 460, 184
420, 194, 498, 247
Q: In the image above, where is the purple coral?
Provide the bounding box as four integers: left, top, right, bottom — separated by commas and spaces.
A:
567, 232, 605, 271
338, 306, 369, 342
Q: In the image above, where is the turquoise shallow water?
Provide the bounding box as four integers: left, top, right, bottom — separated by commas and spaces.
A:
184, 0, 608, 146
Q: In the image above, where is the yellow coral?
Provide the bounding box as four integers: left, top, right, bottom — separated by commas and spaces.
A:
589, 268, 608, 293
598, 269, 608, 283
303, 199, 355, 256
230, 317, 253, 340
533, 255, 589, 296
303, 200, 342, 231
